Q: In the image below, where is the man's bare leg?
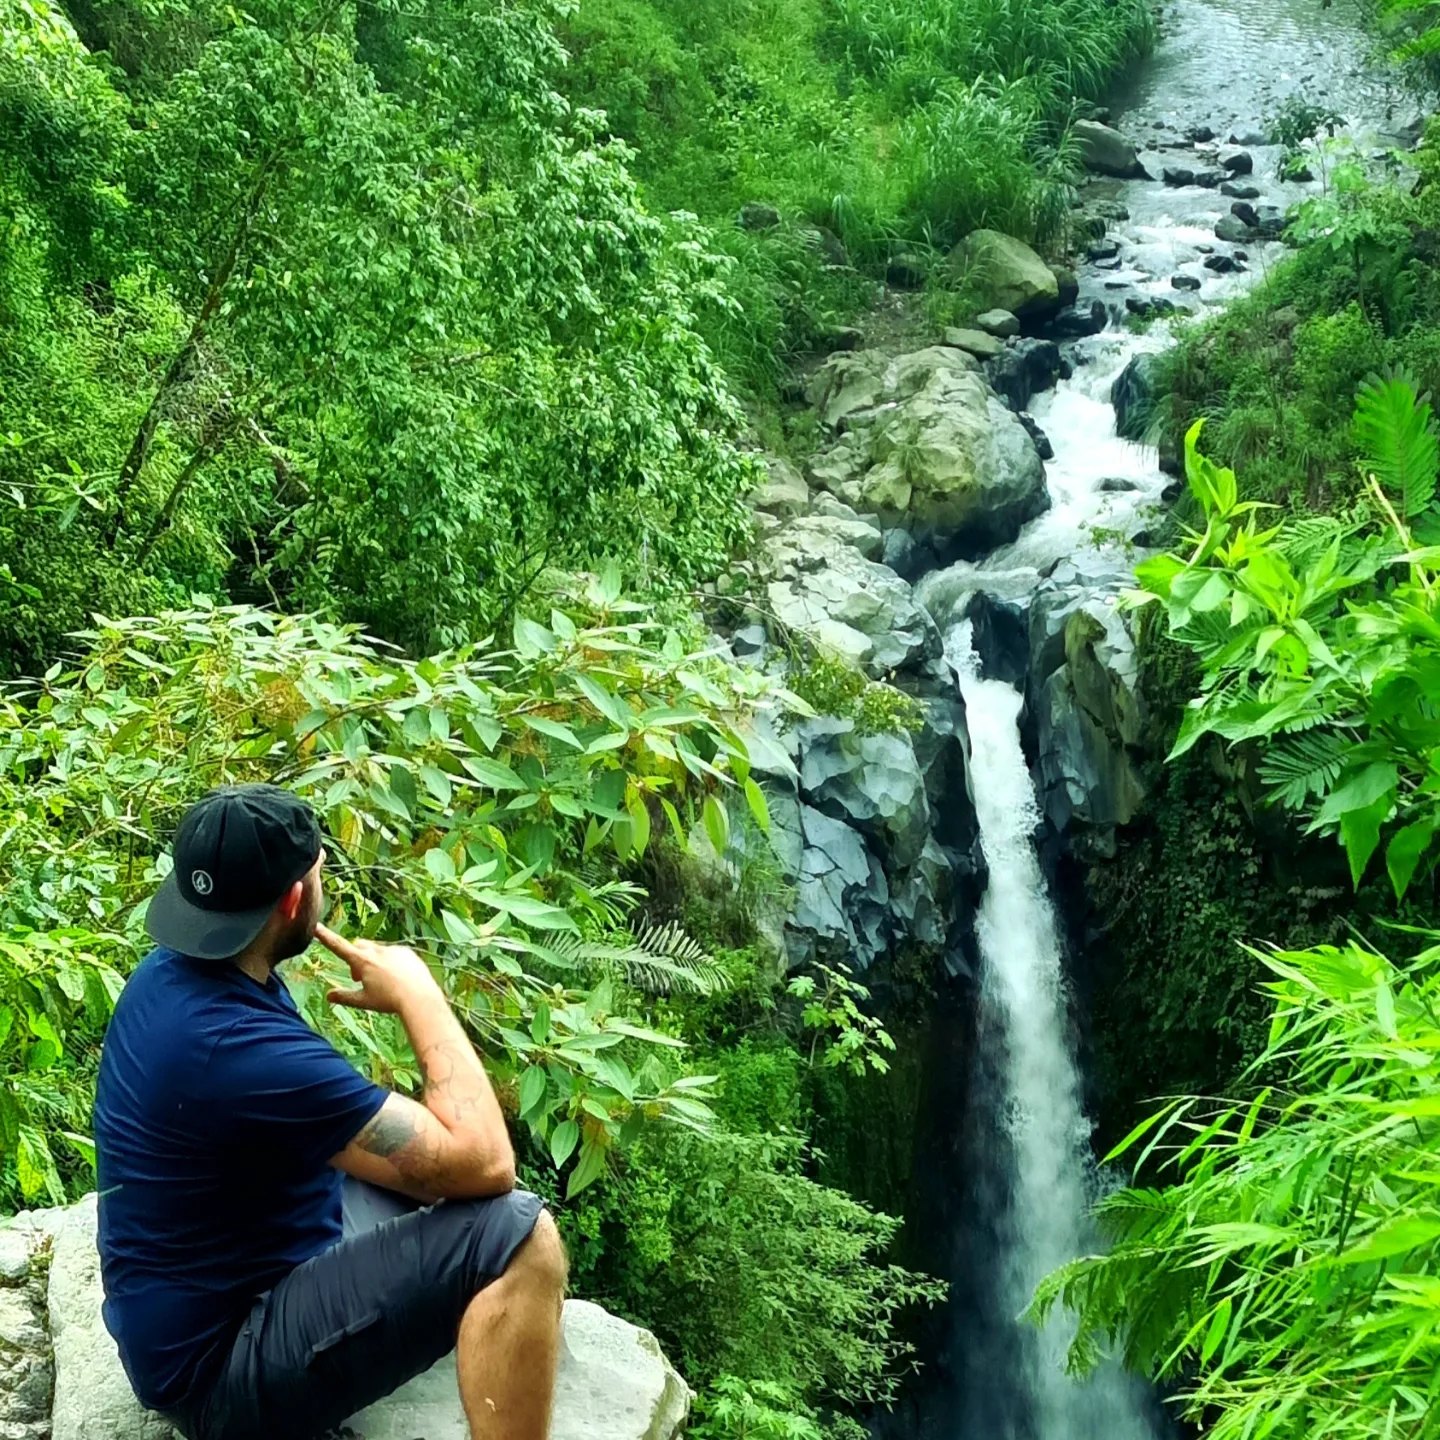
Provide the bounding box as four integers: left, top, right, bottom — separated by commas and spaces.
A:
457, 1210, 567, 1439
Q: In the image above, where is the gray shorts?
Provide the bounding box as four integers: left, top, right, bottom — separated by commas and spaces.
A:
168, 1180, 543, 1440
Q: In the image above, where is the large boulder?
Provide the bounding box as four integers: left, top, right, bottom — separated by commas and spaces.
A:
804, 348, 1049, 558
950, 230, 1061, 319
800, 726, 932, 868
23, 1197, 691, 1440
1030, 593, 1147, 858
1072, 120, 1149, 179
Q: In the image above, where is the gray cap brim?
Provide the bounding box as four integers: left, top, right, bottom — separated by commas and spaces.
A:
144, 870, 277, 961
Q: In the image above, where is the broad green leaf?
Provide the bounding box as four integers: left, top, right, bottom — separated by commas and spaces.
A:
550, 1118, 580, 1168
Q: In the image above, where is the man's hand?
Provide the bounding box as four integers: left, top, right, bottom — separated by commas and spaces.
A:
315, 923, 444, 1017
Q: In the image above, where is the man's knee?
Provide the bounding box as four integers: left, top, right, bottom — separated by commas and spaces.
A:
509, 1207, 567, 1294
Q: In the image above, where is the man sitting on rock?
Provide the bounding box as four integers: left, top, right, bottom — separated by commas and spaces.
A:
92, 784, 567, 1440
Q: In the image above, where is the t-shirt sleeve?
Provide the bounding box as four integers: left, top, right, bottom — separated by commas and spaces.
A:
208, 1014, 389, 1169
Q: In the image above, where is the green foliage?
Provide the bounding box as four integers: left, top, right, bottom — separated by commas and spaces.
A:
1129, 378, 1440, 898
785, 650, 923, 737
0, 589, 796, 1204
787, 963, 897, 1076
0, 0, 754, 673
1033, 935, 1440, 1440
563, 1122, 946, 1424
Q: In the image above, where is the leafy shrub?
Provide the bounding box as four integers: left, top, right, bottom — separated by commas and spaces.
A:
1035, 935, 1440, 1440
0, 584, 792, 1204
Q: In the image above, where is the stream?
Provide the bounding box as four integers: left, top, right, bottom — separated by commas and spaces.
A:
888, 1, 1411, 1437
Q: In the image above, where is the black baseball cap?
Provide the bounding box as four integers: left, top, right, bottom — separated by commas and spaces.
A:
145, 784, 323, 960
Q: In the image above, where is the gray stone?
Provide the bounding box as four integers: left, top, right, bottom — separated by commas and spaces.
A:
753, 457, 809, 517
1204, 253, 1241, 274
1220, 180, 1261, 200
1072, 120, 1149, 178
1221, 149, 1254, 175
942, 327, 1004, 360
984, 338, 1063, 413
1215, 214, 1254, 244
801, 730, 931, 867
974, 309, 1020, 338
887, 253, 928, 290
951, 231, 1060, 319
1030, 593, 1147, 855
0, 1233, 32, 1286
1046, 299, 1106, 339
1229, 128, 1269, 147
1171, 274, 1201, 292
45, 1196, 690, 1440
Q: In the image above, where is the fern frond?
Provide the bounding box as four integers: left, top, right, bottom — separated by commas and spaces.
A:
538, 922, 731, 996
1353, 369, 1440, 518
1257, 730, 1351, 810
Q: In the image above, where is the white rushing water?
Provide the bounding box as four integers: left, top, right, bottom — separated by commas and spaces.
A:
947, 621, 1158, 1440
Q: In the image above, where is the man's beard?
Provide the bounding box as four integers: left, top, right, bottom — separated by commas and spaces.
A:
271, 881, 322, 964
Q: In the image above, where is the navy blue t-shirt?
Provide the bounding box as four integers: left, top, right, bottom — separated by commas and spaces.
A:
93, 948, 387, 1412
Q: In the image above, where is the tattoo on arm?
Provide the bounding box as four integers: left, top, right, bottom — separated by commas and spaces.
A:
355, 1101, 423, 1160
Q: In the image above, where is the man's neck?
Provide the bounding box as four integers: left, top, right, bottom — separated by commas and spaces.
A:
234, 951, 274, 986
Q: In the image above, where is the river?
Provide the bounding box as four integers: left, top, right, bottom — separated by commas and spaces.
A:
890, 2, 1410, 1437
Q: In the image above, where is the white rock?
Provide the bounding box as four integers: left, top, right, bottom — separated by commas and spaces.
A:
0, 1231, 33, 1285
46, 1196, 691, 1440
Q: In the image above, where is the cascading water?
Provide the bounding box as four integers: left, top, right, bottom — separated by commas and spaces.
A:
943, 621, 1160, 1440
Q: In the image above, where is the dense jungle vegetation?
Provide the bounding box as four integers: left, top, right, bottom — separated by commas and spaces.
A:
0, 0, 1150, 1434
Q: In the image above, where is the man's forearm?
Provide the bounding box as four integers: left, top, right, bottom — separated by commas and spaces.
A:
399, 988, 515, 1182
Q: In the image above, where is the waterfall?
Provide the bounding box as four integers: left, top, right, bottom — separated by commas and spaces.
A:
945, 621, 1159, 1440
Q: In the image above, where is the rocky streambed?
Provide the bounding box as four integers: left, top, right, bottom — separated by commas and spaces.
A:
708, 0, 1418, 1433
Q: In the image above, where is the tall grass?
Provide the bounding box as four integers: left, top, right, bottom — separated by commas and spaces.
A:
559, 0, 1155, 396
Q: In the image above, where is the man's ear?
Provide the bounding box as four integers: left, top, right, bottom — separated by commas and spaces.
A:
278, 880, 304, 921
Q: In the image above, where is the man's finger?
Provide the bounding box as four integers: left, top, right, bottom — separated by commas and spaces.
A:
327, 986, 373, 1010
315, 923, 366, 967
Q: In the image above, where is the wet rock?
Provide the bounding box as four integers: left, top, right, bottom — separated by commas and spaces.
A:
1094, 256, 1122, 271
739, 201, 781, 231
1220, 180, 1261, 200
1017, 412, 1054, 461
984, 338, 1063, 412
942, 327, 1005, 361
1075, 213, 1109, 242
1125, 295, 1182, 320
1254, 205, 1287, 237
1204, 253, 1241, 273
1099, 476, 1140, 493
1187, 123, 1216, 143
1162, 166, 1196, 187
1221, 149, 1254, 175
1030, 595, 1148, 857
1215, 214, 1253, 244
1073, 119, 1150, 178
952, 231, 1060, 319
1051, 265, 1081, 309
1229, 128, 1270, 147
1111, 352, 1162, 442
1046, 299, 1107, 339
1171, 274, 1202, 291
1230, 200, 1261, 228
1087, 240, 1120, 262
887, 253, 928, 290
975, 308, 1021, 338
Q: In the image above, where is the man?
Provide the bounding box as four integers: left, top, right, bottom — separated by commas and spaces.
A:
92, 783, 566, 1440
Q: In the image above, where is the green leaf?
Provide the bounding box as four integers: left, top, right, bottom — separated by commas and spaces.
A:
419, 764, 453, 806
702, 794, 729, 855
1354, 369, 1439, 518
1386, 817, 1437, 898
627, 786, 652, 856
1201, 1297, 1232, 1365
523, 716, 585, 750
459, 756, 528, 791
424, 847, 456, 883
743, 777, 770, 835
514, 617, 558, 658
550, 1118, 580, 1168
1338, 1216, 1440, 1264
566, 1134, 609, 1198
519, 1066, 548, 1120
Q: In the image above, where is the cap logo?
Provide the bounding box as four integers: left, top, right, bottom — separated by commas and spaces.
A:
190, 869, 215, 897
